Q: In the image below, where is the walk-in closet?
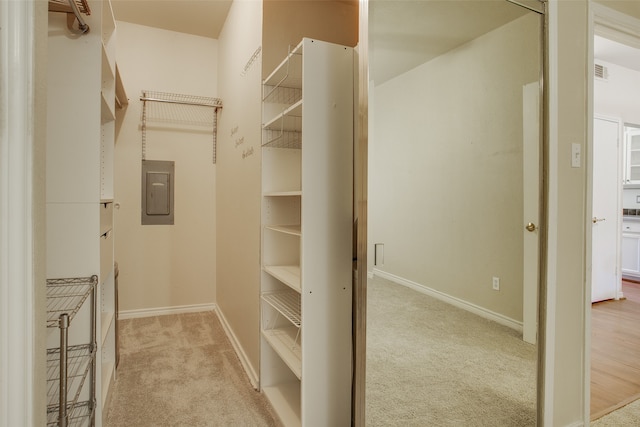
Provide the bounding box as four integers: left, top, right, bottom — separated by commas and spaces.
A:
43, 1, 358, 426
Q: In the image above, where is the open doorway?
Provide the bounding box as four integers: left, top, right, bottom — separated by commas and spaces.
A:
590, 7, 640, 421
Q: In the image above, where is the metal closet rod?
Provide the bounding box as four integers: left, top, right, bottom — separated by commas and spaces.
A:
139, 96, 222, 108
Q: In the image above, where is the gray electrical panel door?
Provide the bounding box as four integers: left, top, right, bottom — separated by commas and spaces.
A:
146, 173, 171, 215
142, 160, 174, 225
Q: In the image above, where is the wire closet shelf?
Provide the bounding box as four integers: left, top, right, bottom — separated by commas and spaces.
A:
261, 44, 303, 150
45, 275, 97, 427
140, 90, 223, 163
46, 344, 94, 412
46, 276, 97, 328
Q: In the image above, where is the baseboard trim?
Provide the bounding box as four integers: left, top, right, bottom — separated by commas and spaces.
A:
215, 307, 260, 390
118, 303, 216, 320
372, 269, 523, 333
367, 271, 374, 279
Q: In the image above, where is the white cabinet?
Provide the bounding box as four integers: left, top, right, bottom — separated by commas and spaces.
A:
47, 1, 125, 424
622, 234, 640, 275
260, 38, 353, 426
624, 125, 640, 185
622, 221, 640, 278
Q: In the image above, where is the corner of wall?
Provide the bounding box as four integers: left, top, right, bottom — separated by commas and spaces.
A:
215, 0, 264, 383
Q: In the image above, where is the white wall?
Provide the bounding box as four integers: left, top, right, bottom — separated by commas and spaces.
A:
595, 60, 640, 124
594, 60, 640, 208
216, 0, 264, 385
214, 0, 358, 387
261, 0, 357, 75
114, 22, 217, 313
370, 13, 540, 323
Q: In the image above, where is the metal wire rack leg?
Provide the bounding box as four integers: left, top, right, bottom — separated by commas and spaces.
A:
90, 282, 96, 426
59, 314, 69, 427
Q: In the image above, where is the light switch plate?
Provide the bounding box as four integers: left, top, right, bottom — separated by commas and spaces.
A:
571, 143, 581, 168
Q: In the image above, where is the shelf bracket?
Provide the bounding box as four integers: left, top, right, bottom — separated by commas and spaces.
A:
48, 0, 90, 35
66, 11, 89, 35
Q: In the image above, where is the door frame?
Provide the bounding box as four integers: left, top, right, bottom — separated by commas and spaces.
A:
0, 2, 47, 425
353, 1, 369, 425
585, 3, 640, 422
523, 81, 541, 345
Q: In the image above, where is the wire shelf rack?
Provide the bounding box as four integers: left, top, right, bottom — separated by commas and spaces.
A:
46, 344, 94, 409
262, 130, 302, 149
140, 90, 223, 163
47, 401, 93, 427
141, 91, 221, 126
262, 290, 301, 328
46, 276, 98, 328
263, 86, 302, 106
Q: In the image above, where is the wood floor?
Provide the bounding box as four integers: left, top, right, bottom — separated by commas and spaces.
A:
591, 280, 640, 420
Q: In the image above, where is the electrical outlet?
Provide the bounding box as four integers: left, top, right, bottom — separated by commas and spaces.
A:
492, 276, 500, 291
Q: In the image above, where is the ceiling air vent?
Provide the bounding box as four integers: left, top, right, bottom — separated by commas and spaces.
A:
595, 63, 608, 80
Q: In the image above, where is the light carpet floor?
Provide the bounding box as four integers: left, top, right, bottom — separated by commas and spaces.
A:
105, 311, 280, 427
366, 276, 537, 426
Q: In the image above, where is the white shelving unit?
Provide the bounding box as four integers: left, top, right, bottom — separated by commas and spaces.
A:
98, 0, 124, 420
260, 38, 354, 426
46, 1, 126, 424
99, 201, 116, 415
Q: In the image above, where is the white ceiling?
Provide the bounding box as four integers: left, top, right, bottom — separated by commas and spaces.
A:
110, 0, 232, 39
594, 35, 640, 73
109, 1, 640, 83
369, 0, 530, 85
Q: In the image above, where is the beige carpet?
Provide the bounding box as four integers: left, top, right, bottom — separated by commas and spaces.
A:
105, 311, 280, 427
366, 276, 537, 426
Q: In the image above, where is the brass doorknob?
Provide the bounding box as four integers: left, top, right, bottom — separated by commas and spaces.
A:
592, 217, 606, 224
525, 222, 537, 232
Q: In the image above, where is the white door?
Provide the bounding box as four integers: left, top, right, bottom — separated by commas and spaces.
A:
522, 82, 539, 345
591, 116, 621, 303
